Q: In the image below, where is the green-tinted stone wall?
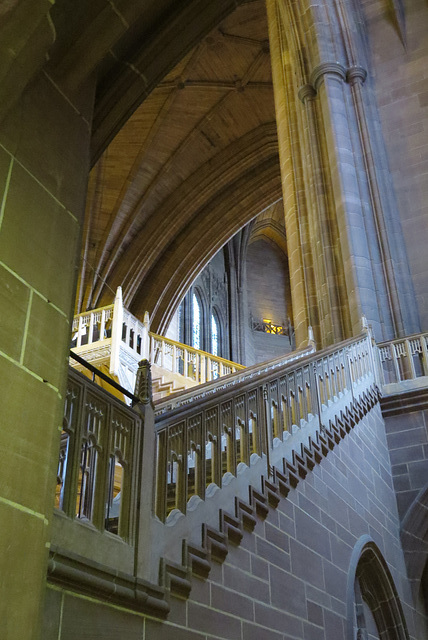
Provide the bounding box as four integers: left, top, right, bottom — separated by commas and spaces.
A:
0, 70, 93, 640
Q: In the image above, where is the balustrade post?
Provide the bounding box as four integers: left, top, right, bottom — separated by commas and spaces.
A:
100, 309, 106, 339
312, 363, 325, 432
110, 287, 124, 376
184, 348, 188, 378
345, 349, 355, 404
421, 337, 428, 377
172, 344, 177, 374
195, 353, 200, 384
150, 335, 155, 365
263, 386, 272, 477
361, 316, 377, 383
132, 359, 158, 579
88, 311, 94, 344
391, 344, 401, 382
77, 316, 84, 347
200, 355, 206, 384
142, 311, 150, 360
405, 339, 416, 379
160, 340, 165, 369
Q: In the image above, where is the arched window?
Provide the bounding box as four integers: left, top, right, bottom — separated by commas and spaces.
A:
192, 292, 201, 349
211, 312, 219, 356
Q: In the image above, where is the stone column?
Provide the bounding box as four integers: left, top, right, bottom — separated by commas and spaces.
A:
267, 0, 419, 346
298, 81, 348, 345
310, 61, 376, 338
266, 0, 315, 348
346, 65, 420, 338
0, 23, 95, 640
225, 227, 252, 364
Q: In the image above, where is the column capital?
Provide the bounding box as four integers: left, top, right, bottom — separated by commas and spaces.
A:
346, 65, 367, 86
298, 83, 317, 104
310, 61, 347, 91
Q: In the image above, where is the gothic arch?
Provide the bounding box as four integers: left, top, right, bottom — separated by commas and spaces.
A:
400, 483, 428, 600
347, 536, 410, 640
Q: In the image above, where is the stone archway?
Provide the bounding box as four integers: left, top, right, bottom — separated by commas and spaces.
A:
347, 537, 410, 640
400, 484, 428, 623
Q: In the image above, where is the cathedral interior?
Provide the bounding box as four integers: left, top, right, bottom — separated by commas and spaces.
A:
1, 0, 428, 639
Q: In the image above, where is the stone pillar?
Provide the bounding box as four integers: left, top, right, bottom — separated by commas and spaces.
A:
132, 359, 159, 582
310, 61, 375, 339
225, 226, 252, 364
266, 0, 314, 348
346, 65, 420, 338
0, 27, 95, 640
110, 286, 124, 376
298, 81, 348, 346
267, 0, 420, 347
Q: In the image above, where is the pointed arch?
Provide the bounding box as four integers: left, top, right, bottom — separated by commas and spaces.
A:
347, 536, 410, 640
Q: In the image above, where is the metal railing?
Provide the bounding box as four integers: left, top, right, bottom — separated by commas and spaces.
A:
154, 333, 373, 522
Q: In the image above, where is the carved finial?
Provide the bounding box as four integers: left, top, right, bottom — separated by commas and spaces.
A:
115, 285, 123, 305
361, 315, 368, 329
134, 359, 152, 405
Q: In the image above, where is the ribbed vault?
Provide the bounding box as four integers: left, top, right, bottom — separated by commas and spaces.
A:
77, 0, 285, 333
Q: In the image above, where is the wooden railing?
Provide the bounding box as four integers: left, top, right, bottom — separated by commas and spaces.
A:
376, 332, 428, 386
154, 333, 373, 523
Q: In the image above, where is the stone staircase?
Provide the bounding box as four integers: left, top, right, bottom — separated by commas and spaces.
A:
152, 375, 187, 402
158, 384, 381, 600
49, 367, 381, 618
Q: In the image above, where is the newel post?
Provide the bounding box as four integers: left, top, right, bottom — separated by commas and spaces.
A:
132, 359, 157, 579
361, 315, 381, 386
142, 311, 150, 360
110, 286, 124, 376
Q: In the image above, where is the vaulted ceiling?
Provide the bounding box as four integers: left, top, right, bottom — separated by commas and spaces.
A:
77, 0, 284, 332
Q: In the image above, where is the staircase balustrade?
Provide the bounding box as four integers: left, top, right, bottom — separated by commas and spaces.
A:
71, 288, 244, 393
149, 333, 244, 385
55, 326, 379, 586
154, 334, 373, 523
57, 365, 141, 542
376, 332, 428, 388
71, 305, 114, 347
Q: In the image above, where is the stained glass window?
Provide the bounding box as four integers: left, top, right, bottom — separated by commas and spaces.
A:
192, 293, 201, 349
211, 313, 219, 356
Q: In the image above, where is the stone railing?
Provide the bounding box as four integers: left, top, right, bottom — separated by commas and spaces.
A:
376, 332, 428, 390
149, 333, 244, 385
154, 332, 374, 524
71, 287, 244, 393
52, 326, 379, 592
71, 304, 114, 347
55, 365, 141, 542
